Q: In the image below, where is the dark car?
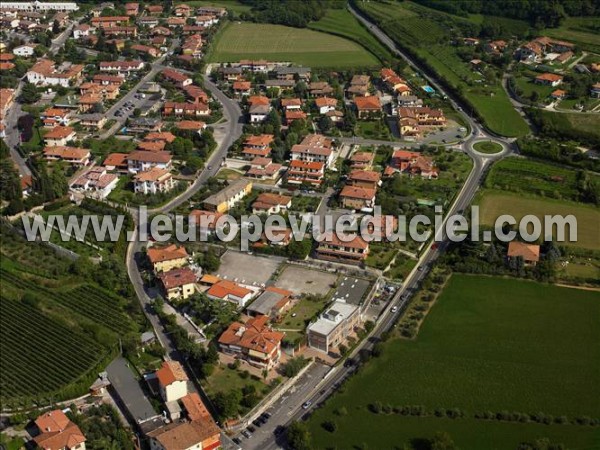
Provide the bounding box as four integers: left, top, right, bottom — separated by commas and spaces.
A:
248, 425, 256, 433
233, 437, 242, 444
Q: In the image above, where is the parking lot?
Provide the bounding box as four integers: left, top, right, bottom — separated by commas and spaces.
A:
216, 251, 284, 287
275, 265, 338, 297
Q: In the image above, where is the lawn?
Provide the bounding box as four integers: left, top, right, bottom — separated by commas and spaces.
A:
477, 190, 600, 250
473, 140, 503, 154
543, 17, 600, 53
204, 364, 267, 397
308, 8, 393, 64
306, 275, 600, 449
208, 22, 380, 68
279, 296, 331, 332
355, 1, 530, 137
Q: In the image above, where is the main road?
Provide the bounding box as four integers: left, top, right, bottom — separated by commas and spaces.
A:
249, 5, 515, 450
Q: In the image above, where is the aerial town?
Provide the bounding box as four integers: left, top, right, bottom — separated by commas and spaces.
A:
0, 1, 598, 450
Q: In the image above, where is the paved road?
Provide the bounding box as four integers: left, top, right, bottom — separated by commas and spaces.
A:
251, 6, 515, 450
3, 81, 31, 177
124, 66, 244, 361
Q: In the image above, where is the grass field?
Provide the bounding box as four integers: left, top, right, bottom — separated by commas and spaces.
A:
530, 109, 600, 143
307, 275, 600, 449
175, 0, 251, 14
356, 1, 530, 137
485, 158, 584, 201
208, 22, 380, 68
476, 190, 600, 250
308, 8, 393, 64
543, 17, 600, 53
473, 140, 503, 154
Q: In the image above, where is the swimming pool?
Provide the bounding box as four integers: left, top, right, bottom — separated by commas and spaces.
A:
422, 85, 435, 94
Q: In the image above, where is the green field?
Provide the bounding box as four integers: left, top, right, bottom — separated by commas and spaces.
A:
208, 22, 380, 68
477, 190, 600, 250
473, 140, 503, 154
308, 8, 393, 64
175, 0, 251, 14
485, 157, 585, 201
528, 109, 600, 144
543, 17, 600, 53
355, 1, 530, 137
307, 275, 600, 449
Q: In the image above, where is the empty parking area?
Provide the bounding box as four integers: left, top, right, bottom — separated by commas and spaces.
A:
275, 265, 338, 297
216, 251, 283, 287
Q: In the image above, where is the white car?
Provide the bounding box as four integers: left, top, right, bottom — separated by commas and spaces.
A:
391, 306, 398, 313
302, 401, 312, 410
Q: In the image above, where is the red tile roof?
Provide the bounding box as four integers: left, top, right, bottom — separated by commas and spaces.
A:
218, 315, 284, 355
507, 241, 540, 262
158, 267, 197, 289
156, 360, 188, 388
147, 244, 188, 264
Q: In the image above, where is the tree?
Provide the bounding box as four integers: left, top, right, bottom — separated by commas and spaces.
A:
213, 390, 242, 419
20, 82, 41, 103
430, 431, 457, 450
318, 115, 333, 132
322, 420, 337, 432
288, 238, 311, 260
52, 19, 60, 34
286, 421, 312, 450
0, 159, 22, 203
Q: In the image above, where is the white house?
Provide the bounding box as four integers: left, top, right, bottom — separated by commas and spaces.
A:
13, 44, 36, 57
127, 150, 172, 174
0, 2, 79, 11
71, 166, 118, 199
133, 167, 175, 195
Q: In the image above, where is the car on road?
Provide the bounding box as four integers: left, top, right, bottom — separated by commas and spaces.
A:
417, 266, 424, 272
247, 425, 256, 433
242, 430, 252, 438
391, 306, 398, 313
233, 437, 242, 444
207, 165, 212, 170
302, 401, 312, 410
261, 412, 272, 419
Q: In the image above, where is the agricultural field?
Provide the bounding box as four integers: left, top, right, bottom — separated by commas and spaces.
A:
0, 295, 109, 403
484, 157, 588, 201
208, 22, 380, 68
308, 8, 393, 64
306, 275, 600, 449
175, 0, 251, 14
476, 191, 600, 250
528, 109, 600, 143
355, 1, 530, 137
543, 17, 600, 54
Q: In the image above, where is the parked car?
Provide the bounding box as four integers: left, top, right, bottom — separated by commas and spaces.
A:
391, 306, 398, 313
302, 401, 312, 410
242, 430, 252, 438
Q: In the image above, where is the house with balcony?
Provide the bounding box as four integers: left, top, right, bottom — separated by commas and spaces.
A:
252, 192, 292, 215
316, 233, 369, 264
242, 134, 274, 159
147, 244, 188, 273
290, 134, 335, 168
202, 179, 252, 213
158, 267, 198, 301
44, 126, 76, 147
32, 410, 86, 450
133, 167, 175, 195
339, 185, 376, 210
286, 160, 325, 186
218, 315, 284, 369
127, 150, 172, 174
207, 280, 254, 307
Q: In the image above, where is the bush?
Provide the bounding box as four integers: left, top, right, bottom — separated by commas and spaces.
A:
322, 420, 337, 433
368, 401, 382, 414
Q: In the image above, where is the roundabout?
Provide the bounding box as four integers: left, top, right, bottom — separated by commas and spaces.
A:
473, 140, 504, 155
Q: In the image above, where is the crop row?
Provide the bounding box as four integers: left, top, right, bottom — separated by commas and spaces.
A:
0, 296, 103, 398
0, 268, 131, 334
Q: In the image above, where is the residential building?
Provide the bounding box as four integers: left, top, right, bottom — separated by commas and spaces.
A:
103, 26, 137, 37
26, 59, 83, 87
252, 192, 291, 215
44, 126, 76, 147
275, 66, 311, 81
33, 409, 86, 450
71, 166, 118, 199
147, 420, 219, 450
137, 141, 166, 153
398, 107, 446, 137
13, 43, 36, 57
309, 81, 334, 97
535, 73, 563, 87
184, 85, 208, 105
103, 152, 128, 173
77, 113, 107, 130
161, 68, 192, 88
134, 167, 175, 195
507, 241, 540, 266
389, 150, 438, 179
246, 286, 293, 319
125, 2, 139, 16
245, 157, 282, 180
0, 88, 15, 121
163, 101, 210, 117
127, 150, 172, 174
316, 233, 369, 263
348, 169, 380, 189
156, 361, 188, 403
189, 209, 223, 236
218, 315, 284, 369
207, 280, 254, 307
93, 74, 125, 86
131, 44, 160, 58
203, 179, 252, 213
591, 82, 600, 98
233, 80, 252, 98
174, 3, 192, 16
339, 185, 376, 210
285, 109, 307, 125
158, 267, 198, 301
146, 4, 163, 15
248, 95, 271, 123
397, 95, 423, 107
349, 152, 374, 170
286, 160, 325, 186
347, 74, 371, 97
307, 300, 360, 354
147, 244, 188, 273
99, 60, 144, 76
41, 107, 72, 128
315, 97, 337, 114
281, 98, 302, 111
196, 6, 227, 17
290, 134, 335, 168
90, 16, 129, 28
1, 2, 79, 11
242, 134, 274, 159
176, 120, 207, 134
354, 95, 381, 119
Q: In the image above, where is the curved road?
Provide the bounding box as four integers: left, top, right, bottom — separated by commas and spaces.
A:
251, 5, 517, 450
125, 76, 244, 358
